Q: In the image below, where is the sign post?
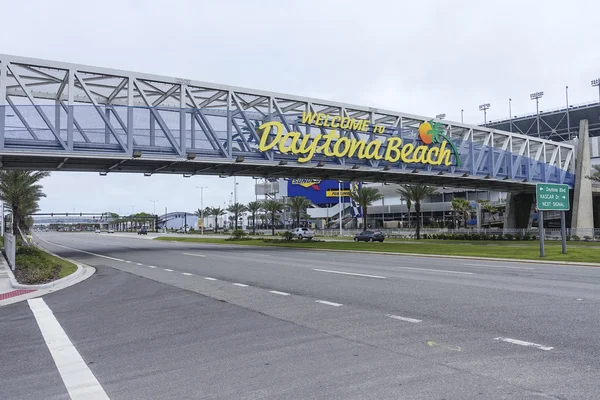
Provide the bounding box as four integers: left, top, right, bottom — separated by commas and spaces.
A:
536, 183, 570, 257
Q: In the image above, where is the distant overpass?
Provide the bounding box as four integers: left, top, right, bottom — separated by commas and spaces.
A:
0, 54, 576, 193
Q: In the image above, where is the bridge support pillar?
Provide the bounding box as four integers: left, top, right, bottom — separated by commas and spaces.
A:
503, 192, 534, 234
571, 120, 594, 237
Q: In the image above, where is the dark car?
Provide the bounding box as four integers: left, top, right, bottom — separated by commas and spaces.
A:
354, 230, 385, 242
138, 227, 148, 235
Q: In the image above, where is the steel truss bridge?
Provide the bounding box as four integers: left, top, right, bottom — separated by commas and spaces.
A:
0, 54, 576, 192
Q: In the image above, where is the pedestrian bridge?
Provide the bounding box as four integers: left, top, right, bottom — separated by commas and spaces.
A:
0, 54, 576, 192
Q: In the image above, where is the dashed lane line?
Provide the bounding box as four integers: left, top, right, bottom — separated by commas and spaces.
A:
315, 300, 343, 307
386, 314, 422, 323
312, 268, 386, 279
494, 337, 553, 351
182, 272, 193, 276
164, 269, 173, 272
135, 263, 143, 266
394, 266, 474, 275
183, 252, 206, 257
269, 290, 290, 296
148, 266, 157, 269
233, 283, 249, 287
28, 298, 110, 400
204, 277, 217, 281
463, 263, 535, 270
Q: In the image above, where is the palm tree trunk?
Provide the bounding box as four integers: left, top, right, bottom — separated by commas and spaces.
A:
362, 205, 367, 229
252, 214, 256, 235
12, 203, 18, 234
234, 213, 238, 230
296, 211, 300, 228
271, 212, 276, 236
214, 216, 218, 232
415, 202, 421, 240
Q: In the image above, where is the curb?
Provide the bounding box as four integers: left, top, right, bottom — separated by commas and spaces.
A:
305, 248, 600, 267
4, 241, 93, 290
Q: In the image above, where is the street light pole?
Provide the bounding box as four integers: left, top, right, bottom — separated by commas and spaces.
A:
460, 109, 464, 124
530, 91, 544, 137
508, 98, 512, 132
149, 200, 157, 215
338, 181, 343, 237
196, 186, 207, 234
478, 103, 490, 126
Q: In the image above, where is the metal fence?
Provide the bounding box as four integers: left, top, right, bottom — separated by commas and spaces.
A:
4, 233, 16, 270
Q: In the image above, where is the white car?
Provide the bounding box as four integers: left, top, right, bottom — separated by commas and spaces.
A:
94, 229, 101, 233
291, 227, 314, 240
107, 229, 114, 233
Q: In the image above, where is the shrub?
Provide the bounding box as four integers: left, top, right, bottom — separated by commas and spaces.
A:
505, 234, 514, 241
514, 232, 523, 241
584, 235, 593, 242
572, 235, 580, 241
230, 229, 247, 239
522, 233, 531, 241
422, 234, 429, 240
282, 231, 294, 241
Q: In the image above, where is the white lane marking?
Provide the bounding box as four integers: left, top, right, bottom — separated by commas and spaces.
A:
164, 269, 173, 272
386, 314, 422, 323
312, 268, 386, 279
494, 337, 553, 351
233, 283, 249, 287
28, 298, 110, 400
182, 272, 193, 276
135, 263, 143, 266
269, 290, 290, 296
125, 261, 132, 264
204, 277, 217, 281
148, 266, 157, 269
463, 263, 534, 270
394, 266, 474, 275
315, 300, 343, 307
183, 252, 206, 257
35, 239, 125, 262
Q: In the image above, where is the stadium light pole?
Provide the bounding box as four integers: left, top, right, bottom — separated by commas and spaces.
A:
592, 79, 600, 103
478, 103, 490, 126
530, 91, 544, 137
435, 113, 446, 120
196, 186, 207, 234
460, 109, 464, 123
508, 98, 512, 132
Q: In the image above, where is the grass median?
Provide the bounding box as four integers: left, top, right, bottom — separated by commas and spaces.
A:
13, 245, 78, 285
156, 236, 600, 264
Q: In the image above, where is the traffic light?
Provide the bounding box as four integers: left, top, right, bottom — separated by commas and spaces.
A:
80, 212, 82, 216
66, 212, 69, 216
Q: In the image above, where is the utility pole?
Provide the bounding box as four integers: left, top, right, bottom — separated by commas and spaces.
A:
530, 91, 544, 137
196, 186, 207, 234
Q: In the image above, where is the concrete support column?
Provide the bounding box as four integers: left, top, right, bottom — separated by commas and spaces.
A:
571, 120, 594, 237
503, 192, 534, 234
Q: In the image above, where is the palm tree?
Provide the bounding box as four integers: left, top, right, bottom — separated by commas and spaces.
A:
246, 201, 262, 234
262, 199, 285, 236
477, 200, 498, 226
0, 171, 50, 234
397, 184, 438, 239
209, 207, 226, 232
587, 165, 600, 182
349, 187, 384, 230
451, 198, 472, 229
288, 196, 312, 228
227, 203, 248, 230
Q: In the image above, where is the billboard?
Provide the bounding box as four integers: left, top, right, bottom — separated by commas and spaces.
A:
287, 179, 350, 205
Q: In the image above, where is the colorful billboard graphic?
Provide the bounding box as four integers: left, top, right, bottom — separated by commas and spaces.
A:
287, 179, 351, 205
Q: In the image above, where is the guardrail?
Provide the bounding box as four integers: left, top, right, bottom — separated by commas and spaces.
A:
4, 233, 16, 270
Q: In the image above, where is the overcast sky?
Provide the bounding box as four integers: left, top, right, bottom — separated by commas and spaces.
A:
2, 0, 600, 215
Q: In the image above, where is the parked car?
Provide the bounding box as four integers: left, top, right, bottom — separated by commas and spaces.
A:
94, 229, 101, 233
354, 230, 385, 242
291, 227, 314, 240
138, 227, 148, 235
107, 228, 114, 233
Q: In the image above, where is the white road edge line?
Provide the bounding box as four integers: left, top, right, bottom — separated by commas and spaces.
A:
269, 290, 290, 296
183, 253, 206, 257
28, 298, 110, 400
204, 277, 217, 281
315, 300, 343, 307
182, 272, 193, 276
135, 263, 143, 266
35, 239, 125, 263
312, 268, 386, 279
386, 314, 422, 323
125, 261, 132, 264
463, 263, 535, 270
164, 269, 173, 272
395, 266, 474, 275
233, 283, 249, 287
148, 266, 157, 269
494, 337, 553, 351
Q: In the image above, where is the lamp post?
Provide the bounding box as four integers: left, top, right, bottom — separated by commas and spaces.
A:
530, 91, 544, 137
592, 78, 600, 103
149, 200, 157, 215
460, 109, 464, 123
196, 186, 207, 234
478, 103, 490, 126
508, 98, 512, 132
233, 176, 239, 204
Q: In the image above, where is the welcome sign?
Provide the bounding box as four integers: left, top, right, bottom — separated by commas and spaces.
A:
257, 112, 461, 167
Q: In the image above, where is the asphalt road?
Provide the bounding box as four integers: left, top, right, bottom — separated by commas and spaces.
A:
2, 231, 600, 399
